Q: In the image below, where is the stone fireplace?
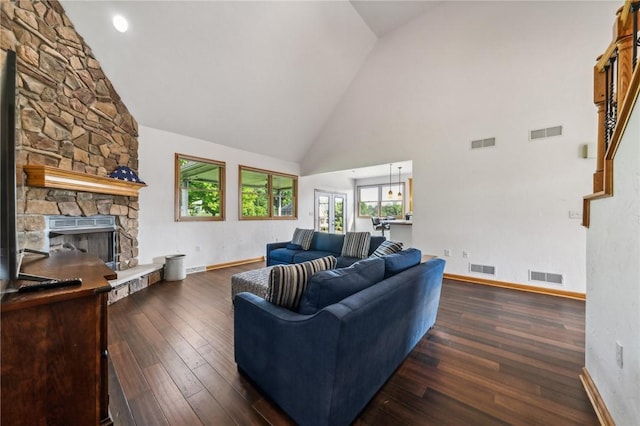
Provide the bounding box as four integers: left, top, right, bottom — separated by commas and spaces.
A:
20, 171, 144, 271
3, 1, 143, 271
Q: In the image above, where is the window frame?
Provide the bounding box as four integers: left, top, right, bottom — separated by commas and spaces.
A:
239, 165, 298, 220
174, 153, 226, 222
357, 183, 405, 219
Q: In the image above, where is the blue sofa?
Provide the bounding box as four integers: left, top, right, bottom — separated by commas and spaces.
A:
266, 231, 386, 268
234, 251, 446, 426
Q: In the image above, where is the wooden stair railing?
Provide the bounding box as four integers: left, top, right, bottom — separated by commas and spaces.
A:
583, 1, 640, 227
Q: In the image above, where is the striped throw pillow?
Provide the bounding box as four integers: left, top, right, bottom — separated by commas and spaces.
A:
369, 240, 404, 258
291, 228, 315, 250
341, 232, 371, 259
267, 256, 337, 310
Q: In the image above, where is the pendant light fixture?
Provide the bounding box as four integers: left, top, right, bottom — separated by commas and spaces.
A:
397, 166, 402, 199
388, 164, 393, 198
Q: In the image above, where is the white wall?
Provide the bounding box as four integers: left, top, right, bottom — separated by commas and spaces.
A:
302, 1, 619, 293
586, 101, 640, 424
138, 126, 358, 268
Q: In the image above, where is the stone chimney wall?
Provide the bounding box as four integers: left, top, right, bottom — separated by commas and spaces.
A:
1, 1, 141, 270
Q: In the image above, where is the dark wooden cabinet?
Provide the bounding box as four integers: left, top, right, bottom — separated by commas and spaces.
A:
1, 252, 116, 425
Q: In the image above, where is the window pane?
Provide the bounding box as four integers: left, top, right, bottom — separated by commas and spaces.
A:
272, 175, 295, 217
359, 201, 378, 217
381, 201, 402, 218
381, 185, 395, 200
359, 186, 378, 201
241, 169, 269, 217
176, 154, 225, 221
318, 196, 329, 232
334, 197, 344, 233
240, 166, 298, 220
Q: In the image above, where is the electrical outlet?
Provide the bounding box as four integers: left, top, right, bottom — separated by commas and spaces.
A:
444, 249, 451, 257
616, 341, 623, 368
195, 246, 201, 252
569, 210, 582, 219
462, 251, 469, 258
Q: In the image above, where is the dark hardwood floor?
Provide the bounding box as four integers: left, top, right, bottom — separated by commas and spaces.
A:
107, 263, 598, 425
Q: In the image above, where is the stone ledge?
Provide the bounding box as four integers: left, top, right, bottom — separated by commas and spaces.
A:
108, 263, 163, 287
108, 263, 163, 305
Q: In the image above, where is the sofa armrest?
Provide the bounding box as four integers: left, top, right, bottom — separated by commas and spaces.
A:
234, 292, 347, 425
266, 240, 290, 265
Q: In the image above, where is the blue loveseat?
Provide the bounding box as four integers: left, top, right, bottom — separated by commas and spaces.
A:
234, 251, 446, 426
266, 231, 386, 268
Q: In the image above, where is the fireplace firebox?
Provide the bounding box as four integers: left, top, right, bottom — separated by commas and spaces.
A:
44, 215, 117, 270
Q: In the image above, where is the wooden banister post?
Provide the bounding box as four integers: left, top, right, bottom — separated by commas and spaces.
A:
593, 59, 606, 193
615, 7, 635, 108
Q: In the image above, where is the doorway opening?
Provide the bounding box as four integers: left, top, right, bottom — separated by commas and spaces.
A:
315, 191, 346, 234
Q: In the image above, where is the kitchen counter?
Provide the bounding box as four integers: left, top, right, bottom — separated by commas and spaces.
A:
385, 220, 413, 246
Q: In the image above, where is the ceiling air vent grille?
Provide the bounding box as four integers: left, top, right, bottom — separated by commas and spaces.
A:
529, 270, 563, 285
469, 263, 496, 275
530, 125, 563, 140
471, 137, 496, 150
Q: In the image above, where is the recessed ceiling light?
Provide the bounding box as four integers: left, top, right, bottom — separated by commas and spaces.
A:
112, 15, 128, 33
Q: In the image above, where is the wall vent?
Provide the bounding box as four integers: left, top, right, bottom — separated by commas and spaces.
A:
529, 125, 563, 140
186, 265, 206, 274
471, 137, 496, 150
469, 263, 496, 275
529, 270, 563, 285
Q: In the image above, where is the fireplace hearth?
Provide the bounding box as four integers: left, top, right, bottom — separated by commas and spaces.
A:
45, 215, 117, 270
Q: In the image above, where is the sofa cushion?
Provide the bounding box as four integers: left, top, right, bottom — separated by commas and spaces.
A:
292, 250, 336, 264
370, 240, 404, 258
269, 248, 299, 264
299, 257, 385, 315
291, 228, 314, 250
335, 256, 362, 268
383, 248, 422, 278
266, 256, 337, 310
312, 232, 345, 254
286, 243, 303, 250
368, 236, 386, 255
341, 232, 371, 259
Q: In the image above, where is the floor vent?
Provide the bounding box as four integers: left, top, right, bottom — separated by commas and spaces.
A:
186, 265, 206, 274
471, 137, 496, 150
529, 270, 563, 285
530, 125, 562, 140
469, 263, 496, 275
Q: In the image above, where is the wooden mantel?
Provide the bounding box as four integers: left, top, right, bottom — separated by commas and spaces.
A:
23, 165, 147, 197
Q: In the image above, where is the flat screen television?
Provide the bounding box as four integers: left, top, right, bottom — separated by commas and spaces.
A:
1, 49, 19, 293
1, 50, 50, 295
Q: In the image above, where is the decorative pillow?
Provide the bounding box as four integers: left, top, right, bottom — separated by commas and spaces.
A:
299, 257, 385, 315
341, 232, 371, 259
286, 243, 303, 250
383, 248, 422, 278
369, 240, 404, 258
291, 228, 314, 250
266, 256, 336, 310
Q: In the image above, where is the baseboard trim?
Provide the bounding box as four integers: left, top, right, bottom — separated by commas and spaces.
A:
580, 367, 615, 426
206, 257, 264, 271
444, 273, 586, 300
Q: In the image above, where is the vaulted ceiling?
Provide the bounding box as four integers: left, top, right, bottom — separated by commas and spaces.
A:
60, 1, 436, 165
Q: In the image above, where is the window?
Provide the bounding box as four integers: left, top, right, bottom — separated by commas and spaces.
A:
240, 165, 297, 220
357, 183, 404, 218
175, 153, 225, 221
